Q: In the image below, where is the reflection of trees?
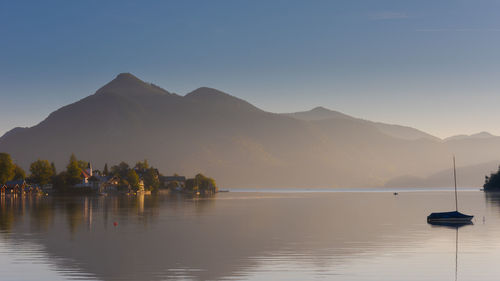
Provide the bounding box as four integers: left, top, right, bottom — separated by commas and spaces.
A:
484, 192, 500, 212
0, 193, 215, 233
0, 196, 57, 233
0, 196, 18, 232
193, 196, 216, 215
0, 193, 222, 280
29, 196, 54, 231
65, 200, 83, 235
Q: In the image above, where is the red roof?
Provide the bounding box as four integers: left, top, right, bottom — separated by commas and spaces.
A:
81, 170, 90, 178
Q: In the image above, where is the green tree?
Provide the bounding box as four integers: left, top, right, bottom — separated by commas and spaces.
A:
12, 164, 26, 181
0, 153, 14, 184
127, 170, 140, 191
111, 162, 130, 179
143, 168, 159, 191
53, 171, 68, 191
134, 160, 149, 173
77, 160, 88, 171
194, 173, 217, 194
66, 154, 82, 186
30, 160, 54, 186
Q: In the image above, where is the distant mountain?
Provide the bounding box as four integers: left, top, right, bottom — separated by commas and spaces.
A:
385, 161, 499, 188
283, 106, 354, 121
444, 131, 497, 142
1, 73, 500, 188
284, 107, 440, 141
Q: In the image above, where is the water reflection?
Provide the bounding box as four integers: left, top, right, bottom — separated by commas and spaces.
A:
427, 221, 473, 281
0, 191, 498, 280
483, 192, 500, 209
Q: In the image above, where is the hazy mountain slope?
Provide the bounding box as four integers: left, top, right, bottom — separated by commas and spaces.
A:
0, 73, 498, 188
284, 107, 440, 141
373, 122, 440, 141
444, 136, 500, 168
444, 131, 497, 142
385, 161, 499, 188
283, 106, 354, 121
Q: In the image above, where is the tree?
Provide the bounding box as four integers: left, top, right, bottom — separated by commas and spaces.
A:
66, 154, 82, 186
0, 153, 14, 184
50, 162, 57, 175
103, 163, 109, 176
30, 159, 54, 186
77, 160, 88, 171
134, 160, 149, 173
12, 164, 26, 181
143, 168, 159, 191
166, 180, 180, 189
194, 173, 217, 193
127, 170, 140, 191
185, 178, 197, 192
53, 171, 68, 191
111, 162, 130, 179
484, 165, 500, 191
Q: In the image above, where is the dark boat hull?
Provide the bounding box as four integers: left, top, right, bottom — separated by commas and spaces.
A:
428, 220, 473, 228
427, 211, 473, 223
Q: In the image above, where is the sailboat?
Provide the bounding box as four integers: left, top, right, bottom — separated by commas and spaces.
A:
427, 156, 473, 223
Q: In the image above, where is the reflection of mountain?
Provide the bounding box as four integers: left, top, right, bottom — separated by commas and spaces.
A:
1, 73, 500, 188
1, 192, 486, 280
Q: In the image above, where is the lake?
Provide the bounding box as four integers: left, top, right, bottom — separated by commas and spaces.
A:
0, 189, 499, 281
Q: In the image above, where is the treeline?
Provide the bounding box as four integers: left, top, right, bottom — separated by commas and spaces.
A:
0, 152, 94, 188
0, 153, 26, 184
484, 166, 500, 191
185, 174, 217, 194
104, 160, 160, 191
0, 152, 217, 194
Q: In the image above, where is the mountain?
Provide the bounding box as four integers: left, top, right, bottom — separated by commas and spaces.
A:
283, 106, 354, 121
385, 161, 499, 188
444, 131, 497, 142
284, 107, 440, 141
0, 73, 499, 188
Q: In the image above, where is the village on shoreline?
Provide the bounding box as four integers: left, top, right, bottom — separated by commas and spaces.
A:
0, 153, 218, 196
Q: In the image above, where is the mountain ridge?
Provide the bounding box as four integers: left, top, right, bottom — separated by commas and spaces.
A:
444, 131, 497, 142
284, 107, 440, 141
1, 73, 499, 188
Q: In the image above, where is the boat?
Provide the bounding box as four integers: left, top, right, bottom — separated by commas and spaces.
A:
427, 211, 473, 223
428, 220, 472, 228
427, 156, 473, 223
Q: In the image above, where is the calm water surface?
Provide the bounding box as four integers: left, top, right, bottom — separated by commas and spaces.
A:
1, 190, 499, 281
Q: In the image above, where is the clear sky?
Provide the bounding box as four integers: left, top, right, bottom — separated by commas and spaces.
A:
1, 0, 500, 138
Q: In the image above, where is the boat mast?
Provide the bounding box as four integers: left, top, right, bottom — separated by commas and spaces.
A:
453, 155, 458, 212
455, 227, 458, 281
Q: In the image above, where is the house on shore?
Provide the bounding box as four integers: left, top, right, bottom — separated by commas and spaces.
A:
1, 180, 41, 194
99, 175, 120, 192
161, 176, 186, 189
75, 163, 100, 190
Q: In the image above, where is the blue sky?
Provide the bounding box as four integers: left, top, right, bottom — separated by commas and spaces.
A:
1, 0, 500, 138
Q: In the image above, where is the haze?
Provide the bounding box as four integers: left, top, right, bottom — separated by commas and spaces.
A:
2, 0, 500, 138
